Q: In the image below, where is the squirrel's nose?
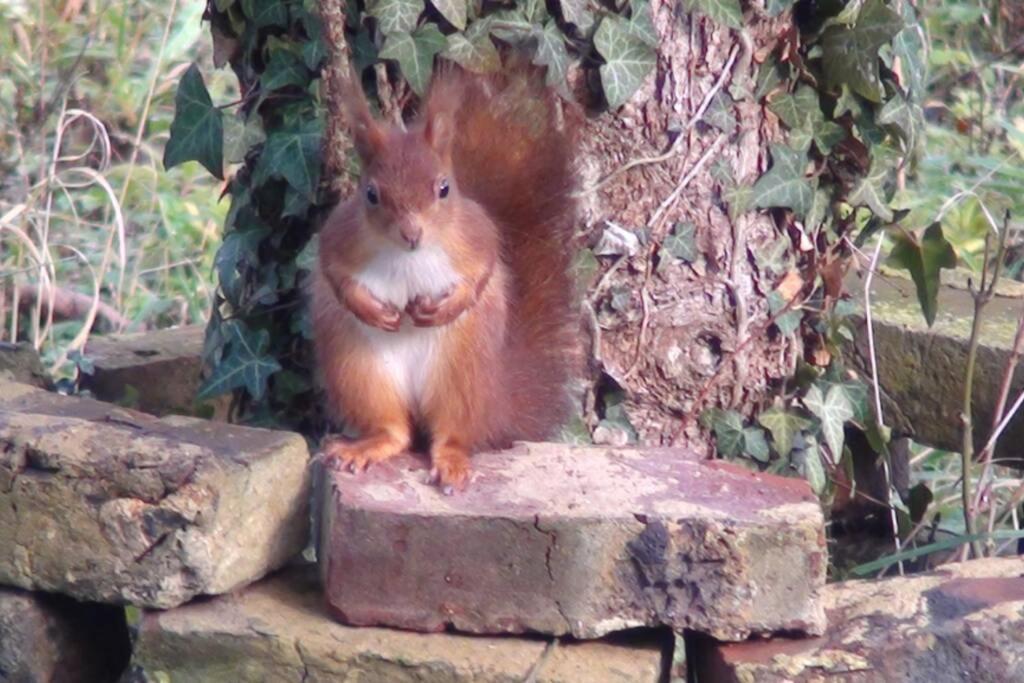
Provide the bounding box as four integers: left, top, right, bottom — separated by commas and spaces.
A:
400, 223, 422, 250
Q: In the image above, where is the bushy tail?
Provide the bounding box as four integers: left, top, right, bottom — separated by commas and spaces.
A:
424, 61, 579, 443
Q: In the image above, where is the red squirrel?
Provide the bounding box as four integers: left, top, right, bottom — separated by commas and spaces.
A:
310, 60, 578, 493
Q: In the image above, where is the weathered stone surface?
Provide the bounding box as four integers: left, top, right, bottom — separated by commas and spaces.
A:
320, 443, 826, 640
696, 557, 1024, 682
0, 380, 311, 608
848, 267, 1024, 464
0, 585, 130, 682
81, 325, 228, 418
129, 565, 667, 683
0, 340, 51, 389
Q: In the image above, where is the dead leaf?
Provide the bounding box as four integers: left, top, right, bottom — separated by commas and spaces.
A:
776, 269, 805, 302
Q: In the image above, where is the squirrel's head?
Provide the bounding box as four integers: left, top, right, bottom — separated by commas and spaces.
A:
343, 77, 457, 252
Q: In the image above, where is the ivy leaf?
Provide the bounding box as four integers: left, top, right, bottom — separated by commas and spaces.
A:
704, 92, 736, 132
443, 27, 500, 73
261, 46, 311, 91
197, 320, 281, 401
483, 9, 533, 42
241, 0, 288, 28
758, 407, 812, 458
751, 144, 814, 218
663, 221, 697, 263
892, 2, 927, 98
298, 10, 328, 70
803, 384, 854, 463
629, 0, 659, 47
805, 188, 830, 231
792, 440, 827, 495
533, 22, 572, 95
877, 91, 921, 152
768, 86, 818, 130
755, 58, 788, 101
223, 113, 266, 165
164, 64, 224, 180
684, 0, 742, 30
886, 222, 957, 326
217, 209, 270, 307
594, 15, 656, 109
252, 116, 322, 200
723, 185, 753, 220
367, 0, 423, 35
523, 0, 549, 24
430, 0, 467, 30
847, 153, 894, 221
770, 86, 844, 153
352, 28, 379, 75
768, 290, 802, 335
282, 187, 312, 218
765, 0, 796, 17
821, 0, 904, 102
379, 25, 446, 95
708, 409, 745, 457
558, 0, 595, 33
744, 427, 771, 463
814, 121, 846, 153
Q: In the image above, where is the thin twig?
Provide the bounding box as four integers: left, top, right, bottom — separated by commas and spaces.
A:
959, 221, 1009, 559
862, 236, 904, 574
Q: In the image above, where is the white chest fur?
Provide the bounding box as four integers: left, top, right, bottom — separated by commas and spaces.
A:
353, 244, 462, 409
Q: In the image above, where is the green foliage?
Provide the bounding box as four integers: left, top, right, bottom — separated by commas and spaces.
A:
198, 320, 281, 400
751, 143, 815, 218
162, 0, 328, 429
886, 222, 957, 326
0, 0, 229, 378
594, 14, 657, 109
820, 0, 903, 102
164, 65, 225, 179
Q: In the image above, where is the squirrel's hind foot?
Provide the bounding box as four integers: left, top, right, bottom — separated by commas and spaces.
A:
320, 431, 408, 473
429, 440, 471, 495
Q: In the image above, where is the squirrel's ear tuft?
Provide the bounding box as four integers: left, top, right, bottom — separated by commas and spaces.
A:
341, 66, 385, 161
423, 110, 453, 158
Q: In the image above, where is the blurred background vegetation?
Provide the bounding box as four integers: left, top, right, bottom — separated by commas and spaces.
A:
1, 0, 1022, 574
0, 0, 236, 374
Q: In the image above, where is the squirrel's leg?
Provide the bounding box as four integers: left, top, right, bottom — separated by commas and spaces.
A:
320, 354, 412, 472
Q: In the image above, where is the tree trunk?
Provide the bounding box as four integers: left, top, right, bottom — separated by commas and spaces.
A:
319, 2, 799, 451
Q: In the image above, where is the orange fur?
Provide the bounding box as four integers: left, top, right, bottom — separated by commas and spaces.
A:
311, 59, 578, 492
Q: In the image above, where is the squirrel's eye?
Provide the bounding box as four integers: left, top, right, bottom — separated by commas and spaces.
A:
365, 184, 380, 206
438, 178, 450, 199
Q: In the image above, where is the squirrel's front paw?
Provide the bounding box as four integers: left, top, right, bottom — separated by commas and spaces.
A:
407, 291, 465, 327
350, 292, 402, 332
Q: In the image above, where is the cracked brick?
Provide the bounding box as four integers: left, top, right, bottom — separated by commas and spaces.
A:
319, 443, 827, 640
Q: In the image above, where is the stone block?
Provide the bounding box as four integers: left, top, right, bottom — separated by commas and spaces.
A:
129, 565, 667, 683
0, 340, 50, 389
80, 325, 228, 418
0, 585, 129, 682
0, 380, 311, 608
847, 267, 1024, 464
696, 557, 1024, 682
320, 443, 826, 641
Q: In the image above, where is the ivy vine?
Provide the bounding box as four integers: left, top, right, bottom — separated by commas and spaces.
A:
700, 0, 930, 503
